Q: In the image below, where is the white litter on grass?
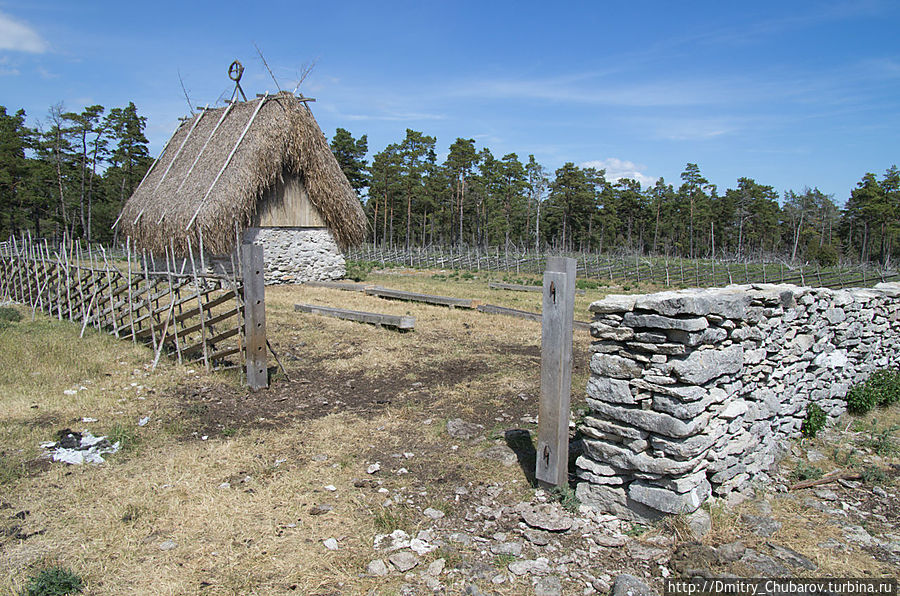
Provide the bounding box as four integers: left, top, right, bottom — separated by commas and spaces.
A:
41, 431, 120, 465
81, 417, 98, 423
138, 416, 150, 426
323, 538, 339, 550
63, 389, 77, 396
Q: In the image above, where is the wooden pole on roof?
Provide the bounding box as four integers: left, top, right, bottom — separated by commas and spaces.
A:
111, 120, 181, 230
154, 105, 210, 225
185, 93, 270, 232
172, 101, 236, 197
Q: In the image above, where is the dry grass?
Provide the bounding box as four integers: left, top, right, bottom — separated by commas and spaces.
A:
9, 272, 892, 594
0, 273, 603, 595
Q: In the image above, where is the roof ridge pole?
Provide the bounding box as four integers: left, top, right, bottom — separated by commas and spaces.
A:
155, 104, 210, 225
185, 93, 270, 232
110, 119, 182, 230
172, 101, 237, 197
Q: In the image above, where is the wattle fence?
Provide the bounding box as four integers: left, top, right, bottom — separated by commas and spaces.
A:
347, 245, 899, 290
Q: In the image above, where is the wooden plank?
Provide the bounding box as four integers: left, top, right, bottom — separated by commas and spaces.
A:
181, 327, 240, 358
477, 303, 542, 323
365, 286, 473, 308
174, 289, 237, 323
241, 244, 267, 390
476, 303, 591, 332
207, 345, 241, 362
178, 306, 240, 337
294, 303, 414, 330
535, 257, 576, 488
304, 280, 374, 292
489, 281, 585, 295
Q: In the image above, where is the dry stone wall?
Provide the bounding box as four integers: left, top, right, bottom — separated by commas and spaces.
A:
243, 227, 346, 284
576, 282, 900, 521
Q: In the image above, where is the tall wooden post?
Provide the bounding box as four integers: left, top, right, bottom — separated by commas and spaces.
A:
241, 243, 267, 390
536, 256, 576, 488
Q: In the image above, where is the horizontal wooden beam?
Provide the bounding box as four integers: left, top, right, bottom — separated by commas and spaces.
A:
489, 281, 585, 295
303, 280, 374, 292
476, 303, 591, 332
365, 286, 473, 309
294, 303, 414, 330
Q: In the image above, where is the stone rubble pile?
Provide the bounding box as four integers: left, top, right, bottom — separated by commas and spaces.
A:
577, 282, 900, 521
243, 227, 346, 284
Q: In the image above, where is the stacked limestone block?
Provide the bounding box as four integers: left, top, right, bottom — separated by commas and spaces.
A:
243, 228, 346, 284
576, 282, 900, 521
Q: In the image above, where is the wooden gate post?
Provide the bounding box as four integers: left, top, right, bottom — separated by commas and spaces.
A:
241, 243, 267, 390
536, 256, 576, 488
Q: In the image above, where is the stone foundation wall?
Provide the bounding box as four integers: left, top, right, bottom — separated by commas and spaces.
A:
243, 227, 346, 284
576, 282, 900, 521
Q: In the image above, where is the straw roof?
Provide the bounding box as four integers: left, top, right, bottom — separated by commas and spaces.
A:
118, 92, 366, 254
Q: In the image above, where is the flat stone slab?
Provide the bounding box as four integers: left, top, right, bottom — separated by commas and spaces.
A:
590, 295, 637, 314
446, 418, 485, 441
740, 514, 782, 537
671, 345, 743, 384
517, 503, 573, 532
508, 557, 552, 576
623, 312, 709, 332
628, 479, 710, 515
388, 551, 419, 572
611, 574, 658, 596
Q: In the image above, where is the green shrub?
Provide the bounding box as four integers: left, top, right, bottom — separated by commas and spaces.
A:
549, 484, 580, 514
801, 403, 827, 438
861, 420, 899, 456
868, 369, 900, 407
792, 462, 823, 482
22, 566, 84, 596
575, 278, 599, 290
0, 306, 22, 323
344, 260, 374, 282
806, 242, 839, 267
845, 368, 900, 414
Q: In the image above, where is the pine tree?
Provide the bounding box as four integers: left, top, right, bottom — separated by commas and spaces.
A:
330, 128, 369, 197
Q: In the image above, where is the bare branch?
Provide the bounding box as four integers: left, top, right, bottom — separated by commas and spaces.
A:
178, 69, 195, 114
292, 57, 318, 95
253, 42, 282, 91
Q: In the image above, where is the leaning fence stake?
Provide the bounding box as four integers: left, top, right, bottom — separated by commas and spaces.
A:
535, 256, 576, 489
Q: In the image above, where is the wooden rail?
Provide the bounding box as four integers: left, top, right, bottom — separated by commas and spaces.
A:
476, 303, 591, 332
295, 303, 415, 330
489, 281, 585, 295
303, 280, 374, 292
364, 286, 474, 308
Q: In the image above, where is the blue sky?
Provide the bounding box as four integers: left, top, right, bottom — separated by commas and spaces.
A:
2, 0, 898, 204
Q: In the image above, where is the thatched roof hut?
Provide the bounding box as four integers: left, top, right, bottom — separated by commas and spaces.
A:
117, 91, 366, 256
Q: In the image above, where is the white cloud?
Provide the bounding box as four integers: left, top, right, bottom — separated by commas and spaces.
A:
0, 11, 48, 53
581, 158, 658, 187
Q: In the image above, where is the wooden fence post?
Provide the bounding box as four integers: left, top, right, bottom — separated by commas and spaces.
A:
241, 243, 268, 390
536, 256, 576, 488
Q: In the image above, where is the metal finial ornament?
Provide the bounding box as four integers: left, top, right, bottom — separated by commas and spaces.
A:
228, 60, 247, 102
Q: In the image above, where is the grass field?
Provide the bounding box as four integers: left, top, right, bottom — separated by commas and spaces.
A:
1, 269, 898, 594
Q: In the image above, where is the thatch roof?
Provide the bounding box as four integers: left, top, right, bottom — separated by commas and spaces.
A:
118, 91, 366, 254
